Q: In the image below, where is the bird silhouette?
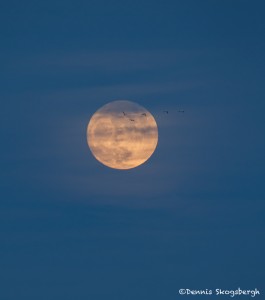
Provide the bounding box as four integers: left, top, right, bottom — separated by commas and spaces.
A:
163, 110, 169, 114
178, 110, 184, 113
129, 119, 135, 122
141, 113, 147, 116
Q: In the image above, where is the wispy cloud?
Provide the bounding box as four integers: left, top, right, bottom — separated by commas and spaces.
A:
11, 48, 203, 72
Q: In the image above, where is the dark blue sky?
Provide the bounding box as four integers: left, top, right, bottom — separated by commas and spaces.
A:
1, 1, 265, 299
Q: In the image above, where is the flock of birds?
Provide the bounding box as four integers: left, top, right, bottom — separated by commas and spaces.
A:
122, 109, 184, 122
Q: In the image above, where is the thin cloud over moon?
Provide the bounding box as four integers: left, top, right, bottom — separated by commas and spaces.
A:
87, 100, 158, 170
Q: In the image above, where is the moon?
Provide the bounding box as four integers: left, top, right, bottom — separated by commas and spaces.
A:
87, 100, 158, 169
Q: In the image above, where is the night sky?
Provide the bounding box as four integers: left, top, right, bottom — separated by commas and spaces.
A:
1, 1, 265, 299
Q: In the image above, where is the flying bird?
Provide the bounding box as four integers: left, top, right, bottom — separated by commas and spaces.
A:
163, 110, 169, 114
178, 110, 184, 113
129, 119, 135, 122
141, 113, 147, 116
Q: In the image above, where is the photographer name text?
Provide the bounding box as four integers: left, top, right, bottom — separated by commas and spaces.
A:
179, 288, 260, 297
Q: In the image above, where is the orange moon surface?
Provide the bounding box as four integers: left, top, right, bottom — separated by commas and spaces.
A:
87, 100, 158, 169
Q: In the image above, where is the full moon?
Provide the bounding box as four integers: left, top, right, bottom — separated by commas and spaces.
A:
87, 100, 158, 169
